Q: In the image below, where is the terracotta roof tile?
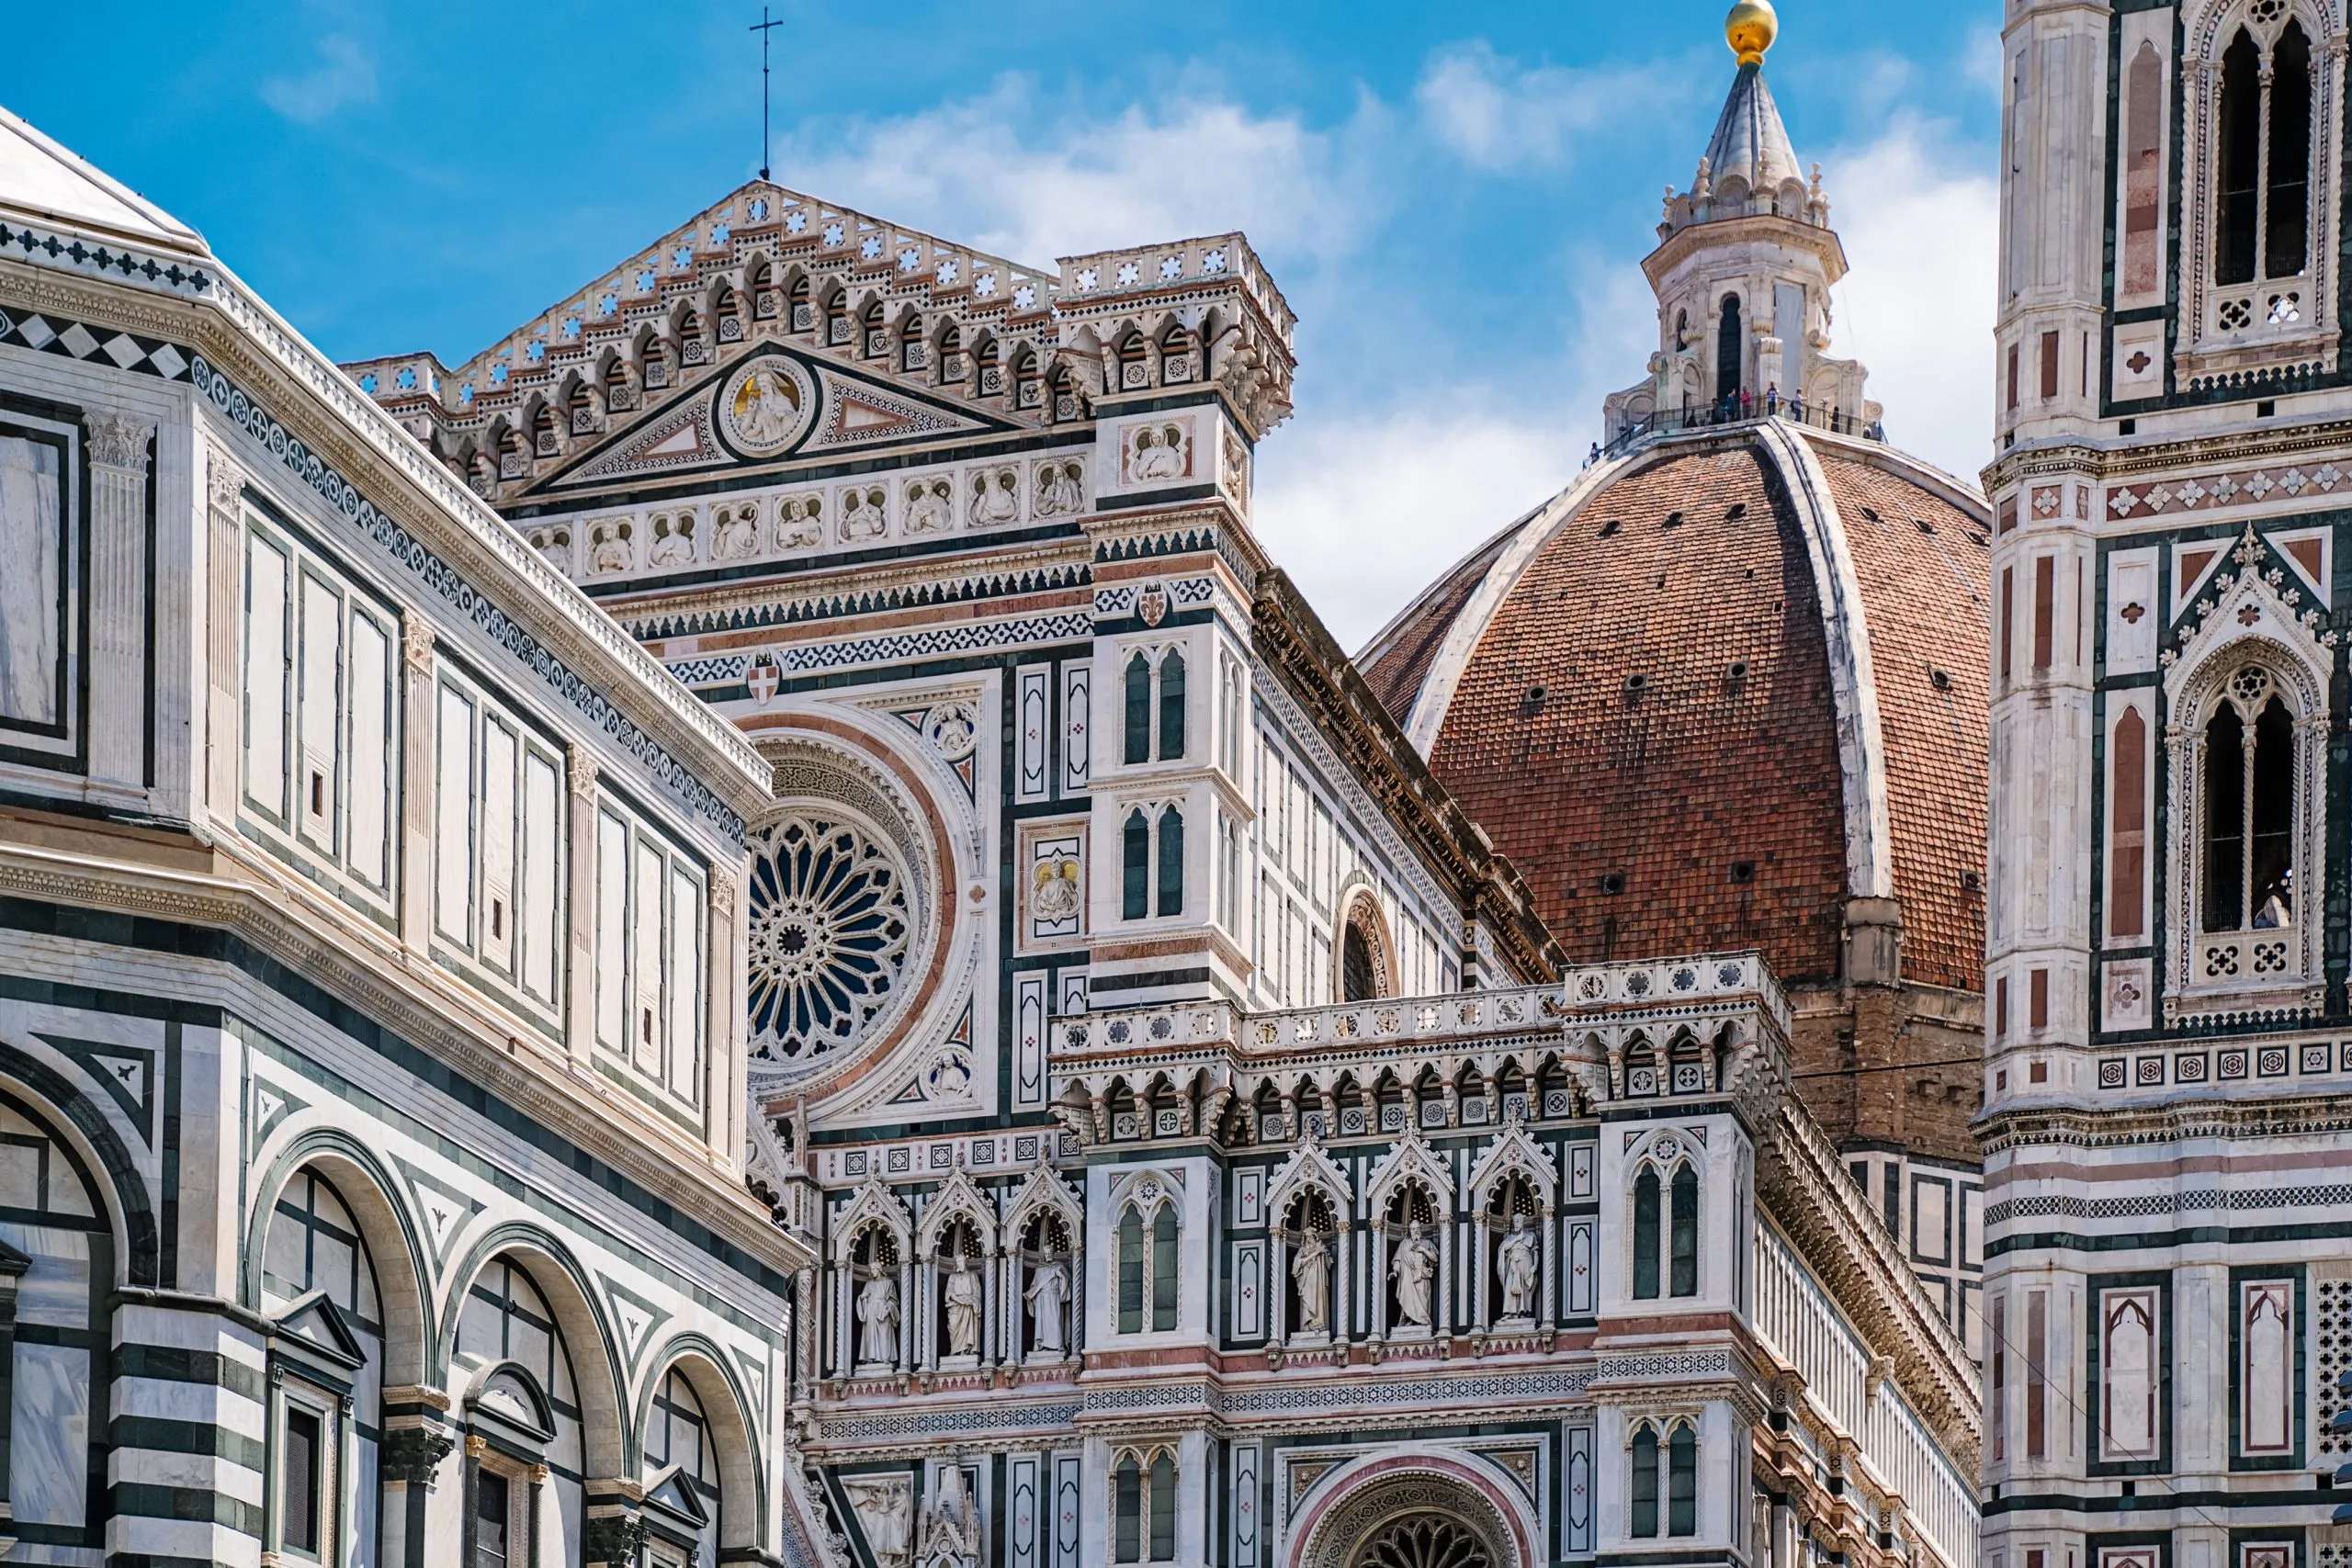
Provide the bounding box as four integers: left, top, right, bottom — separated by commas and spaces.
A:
1405, 432, 1990, 998
1425, 443, 1851, 983
1809, 442, 1990, 990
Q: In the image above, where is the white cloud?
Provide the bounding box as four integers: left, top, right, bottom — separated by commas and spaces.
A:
1823, 115, 1999, 487
778, 79, 1386, 270
1414, 43, 1667, 172
1252, 400, 1578, 654
260, 35, 378, 125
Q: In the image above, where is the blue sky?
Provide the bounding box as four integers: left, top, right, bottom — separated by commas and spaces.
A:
6, 1, 2003, 646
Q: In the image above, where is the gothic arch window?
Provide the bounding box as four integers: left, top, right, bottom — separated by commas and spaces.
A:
1632, 1160, 1700, 1300
1112, 1446, 1178, 1562
2216, 19, 2313, 287
1123, 649, 1187, 764
1337, 889, 1395, 1003
1630, 1424, 1661, 1537
1670, 1165, 1700, 1297
1630, 1420, 1699, 1539
1120, 805, 1185, 921
2199, 666, 2294, 931
1668, 1424, 1698, 1536
1716, 294, 1744, 409
1634, 1167, 1662, 1300
1115, 1196, 1179, 1334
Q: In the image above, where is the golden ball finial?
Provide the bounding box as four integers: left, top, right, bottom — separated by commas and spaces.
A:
1725, 0, 1778, 64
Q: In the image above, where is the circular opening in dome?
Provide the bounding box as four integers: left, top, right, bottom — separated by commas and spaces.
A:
1724, 502, 1747, 522
1930, 668, 1952, 691
1598, 518, 1621, 538
1727, 660, 1749, 682
1661, 510, 1684, 529
1915, 515, 1937, 535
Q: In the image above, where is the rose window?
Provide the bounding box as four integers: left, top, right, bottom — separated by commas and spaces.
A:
746, 817, 912, 1065
1353, 1516, 1492, 1568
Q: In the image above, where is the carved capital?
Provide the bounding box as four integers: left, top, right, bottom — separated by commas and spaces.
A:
708, 870, 737, 919
568, 747, 601, 802
206, 445, 244, 513
85, 412, 153, 472
401, 616, 435, 679
379, 1421, 458, 1484
582, 1512, 650, 1567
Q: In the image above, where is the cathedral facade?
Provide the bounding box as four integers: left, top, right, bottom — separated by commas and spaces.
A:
1983, 5, 2352, 1568
326, 11, 1982, 1568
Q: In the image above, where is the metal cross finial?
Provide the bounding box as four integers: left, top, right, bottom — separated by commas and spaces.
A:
751, 6, 786, 181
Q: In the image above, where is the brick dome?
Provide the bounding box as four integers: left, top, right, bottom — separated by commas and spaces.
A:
1360, 421, 1991, 994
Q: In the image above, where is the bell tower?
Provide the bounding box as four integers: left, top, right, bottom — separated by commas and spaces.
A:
1981, 0, 2352, 1558
1603, 1, 1878, 441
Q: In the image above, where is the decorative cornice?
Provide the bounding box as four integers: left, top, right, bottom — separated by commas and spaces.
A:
0, 834, 811, 1281
0, 250, 769, 845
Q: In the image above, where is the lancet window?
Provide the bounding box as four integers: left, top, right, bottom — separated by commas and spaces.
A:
2215, 17, 2313, 289
1121, 806, 1185, 920
1631, 1420, 1699, 1539
2199, 665, 2294, 932
1124, 649, 1187, 764
1633, 1160, 1699, 1301
1112, 1447, 1178, 1562
1115, 1199, 1179, 1333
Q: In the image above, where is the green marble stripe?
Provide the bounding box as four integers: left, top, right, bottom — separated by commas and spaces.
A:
112, 1343, 266, 1404
108, 1413, 266, 1472
105, 1479, 263, 1538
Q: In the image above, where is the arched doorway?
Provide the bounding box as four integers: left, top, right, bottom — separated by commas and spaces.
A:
1292, 1454, 1532, 1568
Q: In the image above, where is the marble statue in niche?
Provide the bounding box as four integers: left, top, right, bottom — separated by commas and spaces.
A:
1292, 1229, 1331, 1335
840, 485, 888, 542
1025, 1257, 1069, 1356
1391, 1222, 1437, 1328
589, 519, 634, 574
714, 502, 760, 559
648, 512, 696, 567
0, 434, 63, 725
857, 1269, 900, 1366
943, 1253, 981, 1358
1130, 422, 1187, 483
1034, 458, 1085, 518
1497, 1213, 1540, 1321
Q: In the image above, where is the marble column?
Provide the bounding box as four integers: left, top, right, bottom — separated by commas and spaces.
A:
202, 446, 244, 816
398, 619, 436, 946
85, 412, 153, 790
563, 750, 600, 1066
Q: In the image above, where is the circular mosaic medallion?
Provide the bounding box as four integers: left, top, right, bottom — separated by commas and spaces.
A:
923, 700, 979, 761
718, 357, 814, 455
746, 816, 912, 1064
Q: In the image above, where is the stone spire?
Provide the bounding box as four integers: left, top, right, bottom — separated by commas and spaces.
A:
1599, 0, 1880, 445
1700, 60, 1804, 197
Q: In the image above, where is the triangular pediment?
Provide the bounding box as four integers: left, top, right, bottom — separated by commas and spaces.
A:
271, 1288, 368, 1370
533, 346, 1005, 495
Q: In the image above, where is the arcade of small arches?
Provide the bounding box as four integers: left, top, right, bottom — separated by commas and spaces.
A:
0, 1080, 771, 1568
400, 237, 1263, 500
1051, 1020, 1747, 1154
825, 1166, 1086, 1379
